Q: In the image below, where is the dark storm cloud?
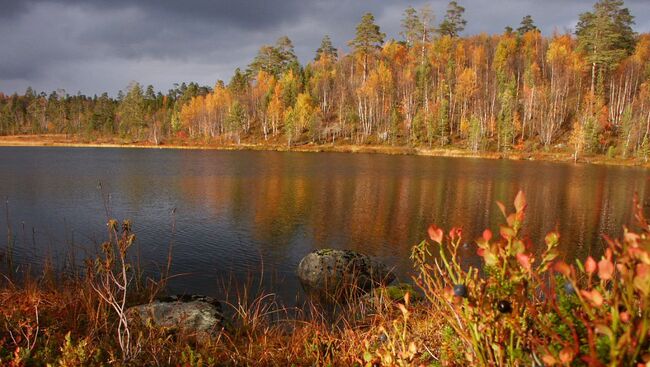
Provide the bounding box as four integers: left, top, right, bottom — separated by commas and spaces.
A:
1, 0, 649, 95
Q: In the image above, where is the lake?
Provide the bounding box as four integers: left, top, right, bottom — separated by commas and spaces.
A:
1, 146, 649, 303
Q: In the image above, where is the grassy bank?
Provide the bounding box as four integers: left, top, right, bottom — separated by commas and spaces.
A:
1, 193, 649, 366
1, 134, 648, 168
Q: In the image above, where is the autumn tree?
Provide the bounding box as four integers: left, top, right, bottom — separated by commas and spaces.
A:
311, 39, 337, 118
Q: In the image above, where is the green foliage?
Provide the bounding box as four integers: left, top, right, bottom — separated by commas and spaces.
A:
411, 109, 424, 144
226, 101, 247, 143
577, 0, 636, 93
57, 332, 90, 367
117, 82, 146, 138
389, 106, 401, 145
467, 114, 484, 152
89, 93, 115, 134
517, 15, 538, 35
348, 13, 385, 56
436, 96, 450, 147
249, 36, 299, 78
401, 6, 422, 47
315, 35, 338, 61
438, 1, 467, 37
497, 83, 517, 151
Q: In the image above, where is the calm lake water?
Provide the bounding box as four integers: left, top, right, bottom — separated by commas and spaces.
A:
1, 146, 649, 302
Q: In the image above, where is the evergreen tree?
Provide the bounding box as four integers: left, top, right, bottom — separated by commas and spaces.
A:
117, 82, 145, 138
315, 35, 338, 61
401, 6, 421, 47
229, 68, 249, 96
276, 36, 299, 70
348, 12, 385, 81
438, 1, 467, 37
401, 5, 435, 64
90, 93, 115, 133
517, 15, 538, 35
249, 36, 299, 77
576, 0, 636, 94
226, 100, 247, 144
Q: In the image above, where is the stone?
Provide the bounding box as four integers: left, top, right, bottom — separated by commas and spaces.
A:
126, 295, 223, 334
297, 249, 395, 299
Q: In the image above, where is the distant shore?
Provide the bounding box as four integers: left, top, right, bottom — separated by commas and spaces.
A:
1, 134, 648, 168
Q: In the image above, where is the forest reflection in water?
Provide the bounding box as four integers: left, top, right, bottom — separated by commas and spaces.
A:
0, 147, 648, 301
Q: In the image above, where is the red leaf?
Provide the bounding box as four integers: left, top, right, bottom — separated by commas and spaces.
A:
559, 347, 574, 364
482, 229, 492, 242
449, 227, 462, 241
580, 289, 603, 307
516, 253, 532, 271
500, 225, 515, 240
598, 258, 614, 280
585, 256, 597, 274
553, 261, 572, 276
428, 224, 444, 244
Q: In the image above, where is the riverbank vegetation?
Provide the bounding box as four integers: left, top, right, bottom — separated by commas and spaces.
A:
1, 192, 649, 366
2, 0, 650, 164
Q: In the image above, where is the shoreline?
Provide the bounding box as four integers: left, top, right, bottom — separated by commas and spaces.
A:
1, 134, 648, 168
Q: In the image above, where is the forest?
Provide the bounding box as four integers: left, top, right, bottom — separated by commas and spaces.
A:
1, 0, 649, 160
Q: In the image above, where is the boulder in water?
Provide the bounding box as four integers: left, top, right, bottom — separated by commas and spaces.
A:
296, 249, 395, 299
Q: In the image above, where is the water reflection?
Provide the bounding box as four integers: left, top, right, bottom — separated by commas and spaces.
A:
0, 147, 648, 302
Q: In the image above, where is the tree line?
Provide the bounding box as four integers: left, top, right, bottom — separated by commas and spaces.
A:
1, 0, 649, 159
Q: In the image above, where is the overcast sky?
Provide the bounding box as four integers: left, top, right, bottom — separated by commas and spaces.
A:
1, 0, 650, 96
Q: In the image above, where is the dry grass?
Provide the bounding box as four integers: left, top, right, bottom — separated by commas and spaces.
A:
0, 272, 442, 366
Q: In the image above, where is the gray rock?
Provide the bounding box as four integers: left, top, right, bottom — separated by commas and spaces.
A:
126, 295, 223, 334
297, 249, 395, 299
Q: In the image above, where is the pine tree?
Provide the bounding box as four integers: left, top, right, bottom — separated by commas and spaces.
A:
438, 1, 467, 38
576, 0, 636, 95
517, 15, 538, 35
226, 100, 246, 144
315, 35, 338, 61
117, 82, 145, 138
348, 12, 385, 81
229, 68, 249, 97
249, 36, 299, 77
401, 7, 421, 47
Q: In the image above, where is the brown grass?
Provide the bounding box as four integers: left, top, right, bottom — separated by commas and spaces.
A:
0, 271, 442, 366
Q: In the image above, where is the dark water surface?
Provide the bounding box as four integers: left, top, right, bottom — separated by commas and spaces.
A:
1, 146, 649, 302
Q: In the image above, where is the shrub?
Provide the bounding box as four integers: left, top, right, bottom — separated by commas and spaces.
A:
412, 191, 650, 366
